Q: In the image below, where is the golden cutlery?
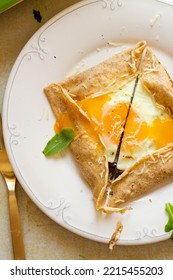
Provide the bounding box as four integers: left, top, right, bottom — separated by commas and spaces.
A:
0, 116, 25, 260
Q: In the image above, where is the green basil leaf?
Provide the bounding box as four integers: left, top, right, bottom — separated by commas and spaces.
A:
43, 128, 74, 157
165, 203, 173, 239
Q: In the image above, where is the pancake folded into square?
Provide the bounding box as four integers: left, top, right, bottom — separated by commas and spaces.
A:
44, 41, 173, 213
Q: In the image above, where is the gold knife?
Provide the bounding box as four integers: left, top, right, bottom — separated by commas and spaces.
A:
0, 116, 25, 260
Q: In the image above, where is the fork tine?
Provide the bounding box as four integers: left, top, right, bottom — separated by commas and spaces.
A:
0, 115, 26, 259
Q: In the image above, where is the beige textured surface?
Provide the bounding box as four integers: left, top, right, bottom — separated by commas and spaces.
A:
0, 0, 173, 260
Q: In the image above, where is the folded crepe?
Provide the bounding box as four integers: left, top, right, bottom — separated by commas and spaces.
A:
44, 41, 173, 213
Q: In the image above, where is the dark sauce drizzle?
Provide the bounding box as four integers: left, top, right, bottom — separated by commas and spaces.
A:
108, 75, 139, 181
108, 162, 123, 181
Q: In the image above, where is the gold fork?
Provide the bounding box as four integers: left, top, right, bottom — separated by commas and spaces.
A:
0, 116, 25, 260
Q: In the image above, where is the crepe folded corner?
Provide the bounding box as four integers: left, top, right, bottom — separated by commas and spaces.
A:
44, 41, 173, 213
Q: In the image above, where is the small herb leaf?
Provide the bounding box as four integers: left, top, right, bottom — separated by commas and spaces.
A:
165, 202, 173, 239
43, 128, 74, 157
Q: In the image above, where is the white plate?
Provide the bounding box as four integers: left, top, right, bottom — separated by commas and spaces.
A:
2, 0, 173, 245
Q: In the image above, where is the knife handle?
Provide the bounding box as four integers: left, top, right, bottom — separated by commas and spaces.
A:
6, 177, 26, 260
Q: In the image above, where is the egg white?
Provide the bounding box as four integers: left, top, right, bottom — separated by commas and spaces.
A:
102, 79, 170, 170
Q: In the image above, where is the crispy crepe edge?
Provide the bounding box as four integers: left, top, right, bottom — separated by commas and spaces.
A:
51, 41, 147, 102
44, 83, 108, 202
102, 144, 173, 211
141, 47, 173, 113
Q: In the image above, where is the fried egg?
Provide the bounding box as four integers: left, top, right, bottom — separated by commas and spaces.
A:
76, 79, 173, 170
54, 78, 173, 171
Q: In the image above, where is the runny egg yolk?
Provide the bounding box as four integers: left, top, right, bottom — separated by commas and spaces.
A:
54, 112, 73, 132
149, 117, 173, 149
102, 103, 148, 152
54, 103, 102, 146
77, 94, 173, 151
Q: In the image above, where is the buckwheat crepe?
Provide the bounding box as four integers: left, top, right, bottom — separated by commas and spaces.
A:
44, 41, 173, 213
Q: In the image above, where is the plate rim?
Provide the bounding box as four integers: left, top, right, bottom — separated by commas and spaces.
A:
2, 0, 173, 245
